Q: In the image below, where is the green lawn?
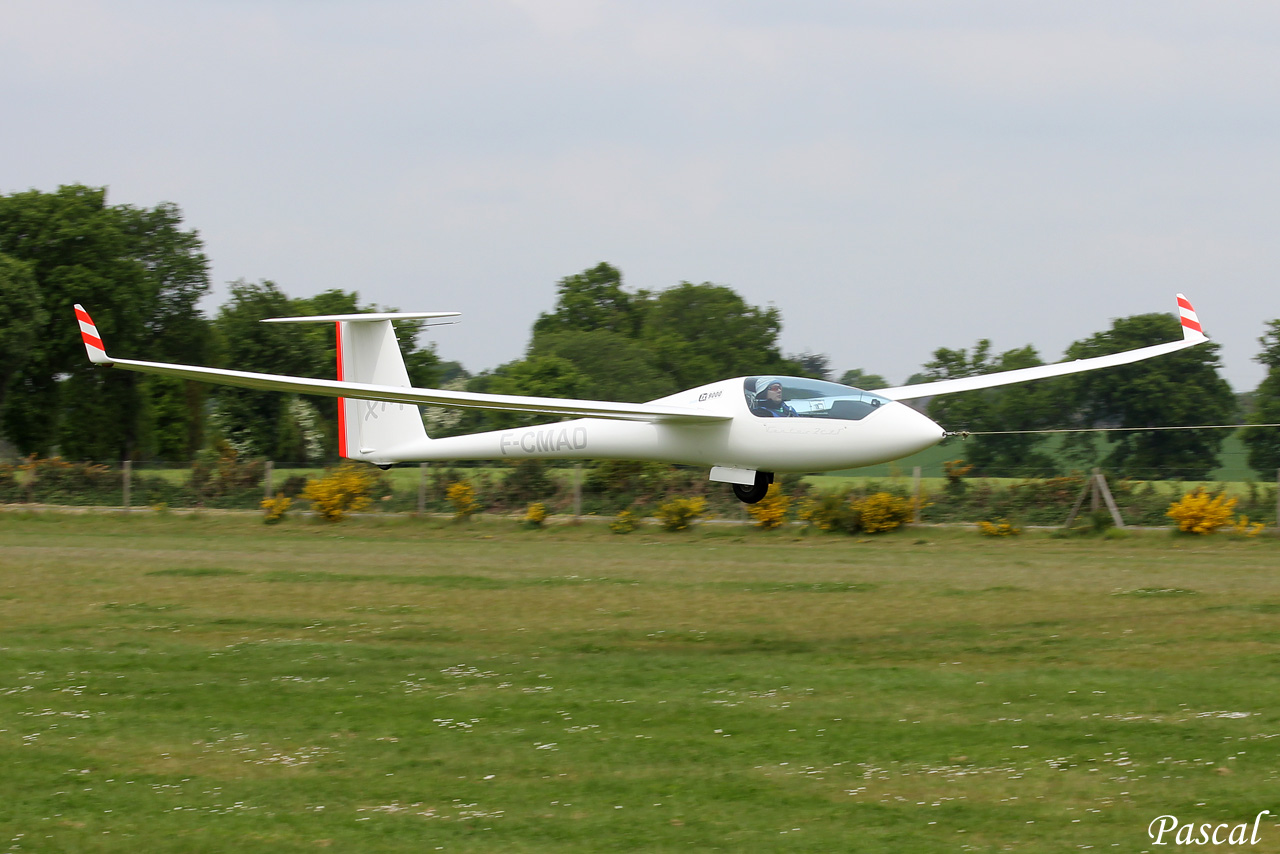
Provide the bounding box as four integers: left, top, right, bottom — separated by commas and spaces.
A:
1, 513, 1278, 852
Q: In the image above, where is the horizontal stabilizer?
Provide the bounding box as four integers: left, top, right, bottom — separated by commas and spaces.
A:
263, 311, 460, 324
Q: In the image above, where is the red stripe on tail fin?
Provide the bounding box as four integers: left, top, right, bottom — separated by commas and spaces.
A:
335, 321, 347, 458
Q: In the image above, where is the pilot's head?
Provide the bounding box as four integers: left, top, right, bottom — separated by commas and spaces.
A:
755, 377, 785, 401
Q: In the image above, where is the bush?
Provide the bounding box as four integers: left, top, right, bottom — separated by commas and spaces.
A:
1166, 487, 1266, 536
977, 518, 1021, 537
582, 460, 680, 514
447, 480, 478, 521
190, 442, 265, 504
609, 509, 641, 534
4, 457, 123, 505
1233, 516, 1266, 537
798, 489, 914, 535
261, 492, 292, 524
655, 496, 706, 531
852, 491, 913, 534
501, 460, 557, 510
523, 502, 549, 528
747, 484, 791, 529
798, 492, 851, 532
302, 463, 380, 522
1166, 487, 1237, 535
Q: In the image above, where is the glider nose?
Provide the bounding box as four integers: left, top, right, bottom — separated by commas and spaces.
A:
886, 401, 946, 456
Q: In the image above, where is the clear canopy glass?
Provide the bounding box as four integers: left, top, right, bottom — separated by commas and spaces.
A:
744, 376, 891, 420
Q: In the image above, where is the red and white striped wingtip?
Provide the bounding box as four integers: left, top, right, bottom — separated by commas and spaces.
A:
1176, 294, 1207, 341
74, 304, 112, 364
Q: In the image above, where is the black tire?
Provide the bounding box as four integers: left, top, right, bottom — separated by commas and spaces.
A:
731, 472, 774, 504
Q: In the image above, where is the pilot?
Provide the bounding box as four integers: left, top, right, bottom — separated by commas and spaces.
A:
752, 377, 797, 417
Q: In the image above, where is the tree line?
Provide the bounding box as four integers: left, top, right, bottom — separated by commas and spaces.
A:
3, 185, 1279, 479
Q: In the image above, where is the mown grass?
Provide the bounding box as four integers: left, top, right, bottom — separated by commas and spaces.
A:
1, 512, 1278, 852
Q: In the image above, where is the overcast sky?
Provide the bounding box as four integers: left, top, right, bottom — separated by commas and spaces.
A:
5, 1, 1279, 392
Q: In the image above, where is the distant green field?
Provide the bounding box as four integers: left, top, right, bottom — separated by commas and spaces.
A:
829, 432, 1265, 483
2, 513, 1278, 852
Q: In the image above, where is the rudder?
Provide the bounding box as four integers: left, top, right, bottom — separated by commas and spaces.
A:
263, 311, 458, 461
335, 318, 428, 459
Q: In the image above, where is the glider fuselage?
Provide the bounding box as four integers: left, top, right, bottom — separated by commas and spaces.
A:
368, 376, 946, 472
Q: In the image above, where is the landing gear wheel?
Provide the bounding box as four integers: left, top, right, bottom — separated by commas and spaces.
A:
732, 472, 774, 504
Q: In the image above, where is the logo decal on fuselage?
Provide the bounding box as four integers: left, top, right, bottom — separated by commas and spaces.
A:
364, 400, 406, 421
499, 426, 589, 456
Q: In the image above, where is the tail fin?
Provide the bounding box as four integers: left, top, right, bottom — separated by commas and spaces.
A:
263, 312, 457, 461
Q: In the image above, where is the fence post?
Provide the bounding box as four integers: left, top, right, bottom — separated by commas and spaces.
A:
1093, 471, 1126, 529
122, 459, 132, 510
1275, 469, 1279, 531
263, 460, 274, 500
912, 466, 922, 524
418, 463, 428, 515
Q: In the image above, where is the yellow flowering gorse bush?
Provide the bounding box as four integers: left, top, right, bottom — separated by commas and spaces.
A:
447, 481, 478, 521
1166, 487, 1238, 535
1163, 487, 1264, 537
302, 463, 378, 522
798, 490, 916, 534
853, 492, 913, 534
524, 502, 548, 528
747, 484, 790, 529
1164, 486, 1268, 536
260, 492, 292, 524
610, 509, 641, 534
655, 496, 706, 531
1233, 516, 1266, 537
977, 518, 1021, 537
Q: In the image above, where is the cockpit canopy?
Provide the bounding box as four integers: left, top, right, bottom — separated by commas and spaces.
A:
745, 376, 892, 421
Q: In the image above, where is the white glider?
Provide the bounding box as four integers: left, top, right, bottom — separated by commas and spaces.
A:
74, 295, 1208, 503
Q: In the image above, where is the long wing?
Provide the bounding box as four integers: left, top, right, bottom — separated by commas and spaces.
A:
871, 294, 1208, 401
73, 306, 729, 424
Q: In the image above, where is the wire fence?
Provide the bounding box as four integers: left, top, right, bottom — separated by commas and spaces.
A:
2, 456, 1278, 530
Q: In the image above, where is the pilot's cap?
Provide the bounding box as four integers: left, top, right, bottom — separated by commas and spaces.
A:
755, 376, 785, 395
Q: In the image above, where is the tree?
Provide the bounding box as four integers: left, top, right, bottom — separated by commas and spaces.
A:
0, 185, 211, 460
1061, 313, 1236, 479
465, 355, 586, 432
209, 280, 322, 459
640, 282, 799, 389
1241, 319, 1280, 475
839, 368, 888, 390
532, 262, 641, 338
525, 265, 801, 406
923, 341, 1065, 477
790, 351, 831, 381
530, 329, 671, 402
0, 253, 45, 423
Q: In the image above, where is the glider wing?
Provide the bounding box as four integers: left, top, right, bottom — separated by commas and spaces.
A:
72, 305, 729, 424
871, 294, 1208, 401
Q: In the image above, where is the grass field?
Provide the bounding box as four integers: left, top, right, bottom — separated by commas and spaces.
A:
1, 513, 1278, 852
